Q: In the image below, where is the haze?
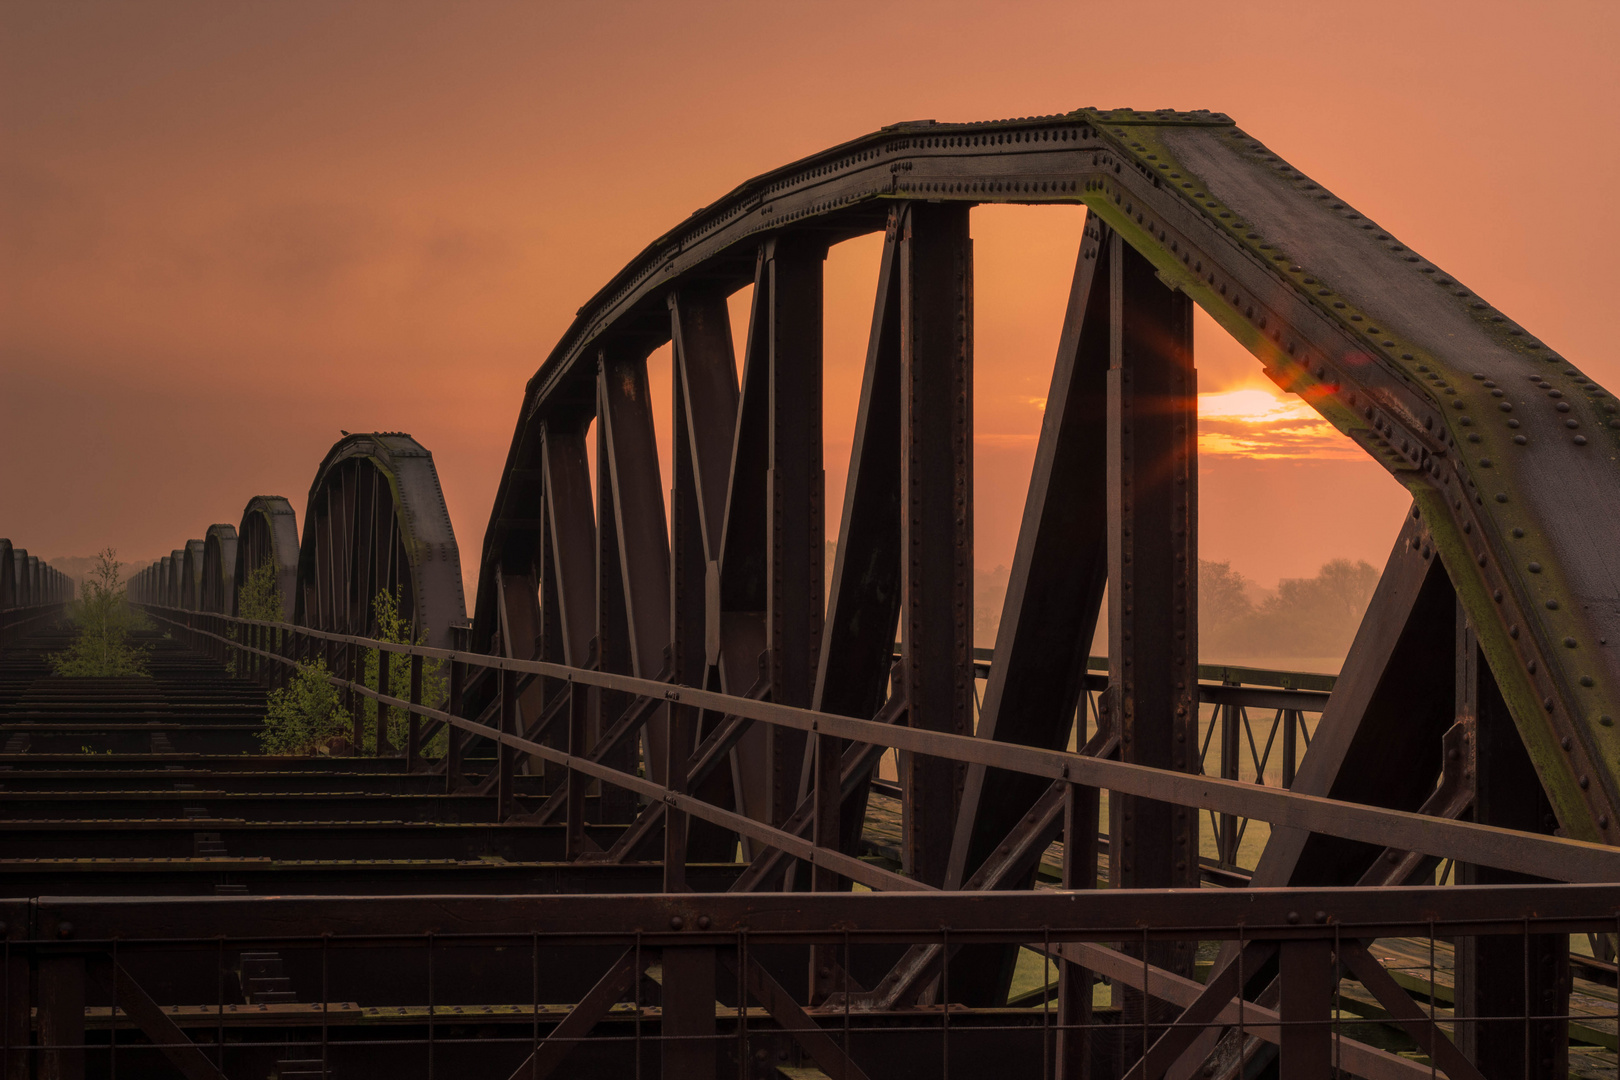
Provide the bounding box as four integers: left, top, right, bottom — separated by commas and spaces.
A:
5, 1, 1617, 615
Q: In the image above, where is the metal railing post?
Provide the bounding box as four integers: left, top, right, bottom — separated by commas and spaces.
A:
498, 666, 516, 820
376, 646, 393, 756
446, 659, 464, 793
407, 651, 423, 771
37, 955, 85, 1080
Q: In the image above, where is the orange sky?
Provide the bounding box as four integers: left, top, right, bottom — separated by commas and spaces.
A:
4, 1, 1618, 598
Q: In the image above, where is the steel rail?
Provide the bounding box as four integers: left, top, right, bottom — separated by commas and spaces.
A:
10, 883, 1619, 944
148, 608, 1620, 884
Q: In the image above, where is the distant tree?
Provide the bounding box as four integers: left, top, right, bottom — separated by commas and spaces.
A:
1199, 560, 1254, 638
1315, 558, 1379, 621
1244, 558, 1381, 658
50, 550, 148, 677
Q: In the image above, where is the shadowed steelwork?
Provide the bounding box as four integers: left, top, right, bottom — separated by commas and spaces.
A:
47, 110, 1620, 1080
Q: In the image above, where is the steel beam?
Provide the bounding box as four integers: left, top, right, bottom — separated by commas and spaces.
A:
810, 206, 905, 868
898, 201, 974, 888
1453, 612, 1569, 1079
942, 214, 1114, 1003
764, 233, 826, 827
1106, 230, 1198, 998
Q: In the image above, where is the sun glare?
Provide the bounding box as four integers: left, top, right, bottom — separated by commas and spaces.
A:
1197, 384, 1358, 460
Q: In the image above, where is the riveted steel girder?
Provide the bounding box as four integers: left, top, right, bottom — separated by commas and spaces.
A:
294, 433, 466, 649
235, 496, 300, 619
478, 108, 1620, 846
199, 524, 237, 614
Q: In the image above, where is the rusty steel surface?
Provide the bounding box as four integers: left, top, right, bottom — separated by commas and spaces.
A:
32, 109, 1620, 1079
294, 433, 466, 648
475, 108, 1618, 845
233, 495, 300, 617
0, 542, 72, 616
199, 525, 237, 615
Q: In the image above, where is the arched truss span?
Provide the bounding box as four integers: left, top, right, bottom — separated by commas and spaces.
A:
200, 525, 237, 614
1, 548, 70, 607
149, 557, 169, 607
234, 496, 299, 618
179, 540, 205, 612
295, 433, 466, 649
0, 541, 13, 610
476, 107, 1620, 910
166, 550, 184, 609
13, 551, 31, 607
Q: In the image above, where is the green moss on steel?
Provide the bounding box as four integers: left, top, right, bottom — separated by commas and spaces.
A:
1412, 485, 1603, 838
1082, 192, 1371, 449
1091, 118, 1620, 837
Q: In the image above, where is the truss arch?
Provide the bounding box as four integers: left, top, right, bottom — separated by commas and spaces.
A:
199, 524, 237, 614
235, 496, 300, 619
294, 432, 466, 648
474, 109, 1620, 856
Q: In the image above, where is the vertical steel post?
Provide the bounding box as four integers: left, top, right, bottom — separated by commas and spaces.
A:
566, 678, 589, 862
660, 947, 716, 1080
498, 666, 517, 821
1453, 606, 1569, 1079
1056, 782, 1099, 1078
3, 947, 28, 1080
407, 651, 423, 772
765, 232, 826, 827
1278, 940, 1333, 1079
1219, 700, 1240, 865
347, 641, 362, 754
1106, 232, 1198, 1033
37, 956, 84, 1080
376, 646, 392, 756
445, 659, 464, 793
662, 699, 691, 890
595, 389, 636, 800
1282, 709, 1298, 789
898, 201, 974, 889
808, 724, 841, 1001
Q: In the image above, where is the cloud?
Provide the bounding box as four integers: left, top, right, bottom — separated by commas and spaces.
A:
1197, 387, 1362, 461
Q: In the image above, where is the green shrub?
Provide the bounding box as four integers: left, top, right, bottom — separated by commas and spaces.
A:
260, 659, 352, 755
51, 550, 148, 677
236, 558, 283, 621
360, 588, 448, 756
227, 557, 283, 677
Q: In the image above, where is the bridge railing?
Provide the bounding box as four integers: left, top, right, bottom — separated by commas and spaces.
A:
140, 605, 1620, 890
0, 603, 71, 651
0, 885, 1613, 1080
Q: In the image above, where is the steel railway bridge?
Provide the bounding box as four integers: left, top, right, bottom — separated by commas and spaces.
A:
3, 108, 1619, 1079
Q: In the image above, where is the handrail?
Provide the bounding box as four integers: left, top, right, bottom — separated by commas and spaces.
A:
972, 646, 1338, 694
143, 605, 1620, 886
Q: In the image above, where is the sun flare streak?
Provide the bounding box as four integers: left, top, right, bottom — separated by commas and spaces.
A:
1197, 386, 1358, 460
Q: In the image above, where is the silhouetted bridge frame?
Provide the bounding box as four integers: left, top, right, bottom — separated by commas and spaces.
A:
91, 107, 1620, 1078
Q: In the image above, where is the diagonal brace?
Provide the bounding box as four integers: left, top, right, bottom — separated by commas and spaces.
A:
722, 952, 871, 1080
1121, 942, 1277, 1080
502, 949, 643, 1080
1339, 942, 1487, 1080
105, 962, 228, 1080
